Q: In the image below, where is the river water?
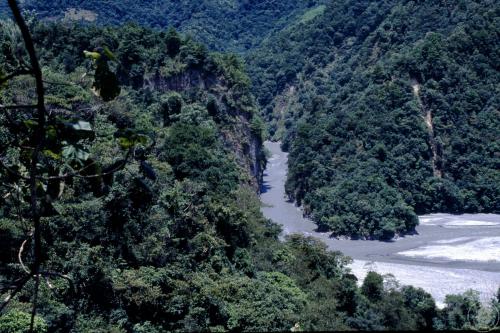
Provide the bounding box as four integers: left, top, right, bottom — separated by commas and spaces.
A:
260, 141, 500, 306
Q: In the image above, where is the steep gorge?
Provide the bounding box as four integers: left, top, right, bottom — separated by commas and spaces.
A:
248, 0, 500, 238
0, 1, 499, 331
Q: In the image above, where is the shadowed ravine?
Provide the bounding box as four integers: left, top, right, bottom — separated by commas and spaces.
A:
260, 141, 500, 306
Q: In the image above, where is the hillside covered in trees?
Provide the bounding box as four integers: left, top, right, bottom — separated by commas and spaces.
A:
247, 0, 500, 239
3, 11, 498, 332
0, 0, 326, 53
0, 1, 499, 332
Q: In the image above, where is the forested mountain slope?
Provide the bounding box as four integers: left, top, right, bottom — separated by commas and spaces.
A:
2, 16, 489, 331
0, 2, 499, 331
0, 0, 325, 53
247, 0, 500, 239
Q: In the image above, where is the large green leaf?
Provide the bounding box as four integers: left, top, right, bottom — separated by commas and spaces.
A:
62, 144, 90, 162
72, 121, 92, 132
64, 120, 95, 141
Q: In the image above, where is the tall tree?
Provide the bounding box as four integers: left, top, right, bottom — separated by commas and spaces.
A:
0, 2, 133, 330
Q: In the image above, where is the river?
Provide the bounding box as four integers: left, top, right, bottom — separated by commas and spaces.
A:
260, 141, 500, 307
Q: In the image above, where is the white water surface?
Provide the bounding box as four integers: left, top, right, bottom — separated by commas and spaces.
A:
260, 141, 500, 306
399, 237, 500, 262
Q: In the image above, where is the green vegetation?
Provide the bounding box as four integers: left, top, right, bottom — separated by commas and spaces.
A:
0, 311, 47, 333
248, 0, 500, 239
0, 2, 499, 331
1, 0, 326, 53
299, 5, 326, 24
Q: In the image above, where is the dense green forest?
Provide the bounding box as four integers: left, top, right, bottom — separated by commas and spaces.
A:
0, 0, 325, 53
247, 0, 500, 239
8, 0, 498, 239
0, 1, 499, 332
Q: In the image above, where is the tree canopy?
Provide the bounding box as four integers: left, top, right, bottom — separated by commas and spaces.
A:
248, 0, 500, 238
0, 1, 499, 331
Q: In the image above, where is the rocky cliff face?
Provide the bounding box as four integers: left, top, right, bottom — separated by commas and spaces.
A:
24, 17, 266, 191
145, 66, 264, 189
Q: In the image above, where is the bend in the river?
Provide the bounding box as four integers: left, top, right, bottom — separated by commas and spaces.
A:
260, 141, 500, 306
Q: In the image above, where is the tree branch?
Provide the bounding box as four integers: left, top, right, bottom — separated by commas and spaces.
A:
38, 149, 131, 181
40, 271, 75, 295
0, 68, 33, 85
0, 276, 30, 313
18, 232, 33, 274
0, 104, 38, 110
30, 274, 40, 331
42, 79, 79, 87
7, 2, 46, 331
0, 159, 31, 180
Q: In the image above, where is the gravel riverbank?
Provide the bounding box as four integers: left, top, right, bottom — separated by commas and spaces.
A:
261, 141, 500, 306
